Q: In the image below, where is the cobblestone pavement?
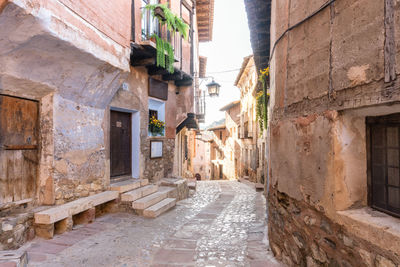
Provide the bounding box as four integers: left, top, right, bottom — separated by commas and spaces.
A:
23, 181, 281, 267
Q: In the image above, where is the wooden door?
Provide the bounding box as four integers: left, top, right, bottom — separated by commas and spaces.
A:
110, 110, 132, 178
0, 95, 38, 205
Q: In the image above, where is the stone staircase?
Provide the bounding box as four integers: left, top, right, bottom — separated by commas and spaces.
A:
111, 179, 177, 218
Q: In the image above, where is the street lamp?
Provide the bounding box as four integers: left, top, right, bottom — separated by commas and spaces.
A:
206, 79, 221, 97
195, 76, 221, 123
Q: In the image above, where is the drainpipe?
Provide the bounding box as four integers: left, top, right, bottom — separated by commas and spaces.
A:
191, 0, 195, 76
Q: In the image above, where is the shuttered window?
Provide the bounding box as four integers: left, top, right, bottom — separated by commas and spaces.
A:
368, 114, 400, 217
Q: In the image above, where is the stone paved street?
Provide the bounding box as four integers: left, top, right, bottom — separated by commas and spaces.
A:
22, 181, 281, 267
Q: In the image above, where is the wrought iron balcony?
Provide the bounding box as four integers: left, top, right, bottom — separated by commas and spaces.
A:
130, 5, 193, 86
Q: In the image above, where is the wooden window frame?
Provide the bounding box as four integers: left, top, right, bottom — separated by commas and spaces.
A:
367, 113, 400, 218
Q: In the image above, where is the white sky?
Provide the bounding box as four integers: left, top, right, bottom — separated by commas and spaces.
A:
199, 0, 252, 126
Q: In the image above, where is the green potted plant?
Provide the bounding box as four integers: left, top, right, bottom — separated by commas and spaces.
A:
144, 4, 189, 73
149, 115, 165, 136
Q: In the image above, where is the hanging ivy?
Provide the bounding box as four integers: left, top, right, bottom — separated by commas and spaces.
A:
144, 4, 189, 73
152, 34, 174, 73
144, 4, 189, 39
256, 67, 270, 135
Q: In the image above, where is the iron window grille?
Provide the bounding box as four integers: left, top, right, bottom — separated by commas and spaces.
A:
367, 114, 400, 218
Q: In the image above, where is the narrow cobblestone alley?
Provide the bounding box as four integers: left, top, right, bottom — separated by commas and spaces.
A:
22, 181, 281, 267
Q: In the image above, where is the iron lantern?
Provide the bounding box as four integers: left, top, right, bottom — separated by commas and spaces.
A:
206, 80, 221, 97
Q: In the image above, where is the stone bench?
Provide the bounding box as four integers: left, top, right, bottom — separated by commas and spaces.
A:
34, 191, 119, 239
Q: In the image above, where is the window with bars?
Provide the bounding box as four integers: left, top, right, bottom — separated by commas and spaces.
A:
367, 114, 400, 217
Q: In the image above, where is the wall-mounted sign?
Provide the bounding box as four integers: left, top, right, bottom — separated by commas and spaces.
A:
149, 78, 168, 100
150, 140, 163, 159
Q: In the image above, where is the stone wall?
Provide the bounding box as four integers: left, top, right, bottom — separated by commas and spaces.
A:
53, 96, 109, 204
0, 206, 35, 250
268, 188, 400, 266
143, 138, 176, 181
265, 0, 400, 265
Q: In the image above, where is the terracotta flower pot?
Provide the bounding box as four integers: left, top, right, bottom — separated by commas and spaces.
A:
154, 6, 166, 21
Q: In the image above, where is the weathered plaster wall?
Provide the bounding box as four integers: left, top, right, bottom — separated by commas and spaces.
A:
38, 94, 55, 205
268, 0, 400, 265
224, 105, 241, 180
53, 96, 108, 204
3, 0, 130, 70
0, 1, 128, 205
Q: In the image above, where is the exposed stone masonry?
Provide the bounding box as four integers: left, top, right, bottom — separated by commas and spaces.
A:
143, 138, 176, 183
0, 207, 35, 250
268, 188, 400, 266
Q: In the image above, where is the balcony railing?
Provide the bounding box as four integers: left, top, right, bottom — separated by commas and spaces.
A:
141, 7, 182, 62
195, 90, 205, 123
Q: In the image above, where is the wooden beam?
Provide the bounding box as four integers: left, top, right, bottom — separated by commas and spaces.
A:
385, 0, 397, 82
162, 72, 183, 81
3, 145, 37, 150
131, 57, 156, 67
148, 66, 169, 76
175, 78, 193, 87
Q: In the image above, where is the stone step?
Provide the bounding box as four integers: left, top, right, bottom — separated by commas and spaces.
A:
255, 183, 264, 191
0, 250, 28, 267
110, 179, 147, 193
121, 185, 158, 202
132, 191, 168, 210
188, 181, 196, 190
141, 179, 149, 186
35, 191, 119, 224
158, 186, 177, 195
143, 198, 176, 218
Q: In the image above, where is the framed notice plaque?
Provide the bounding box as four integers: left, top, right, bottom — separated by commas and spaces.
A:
150, 140, 163, 159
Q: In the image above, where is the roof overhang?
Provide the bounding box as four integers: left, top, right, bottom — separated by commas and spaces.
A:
207, 125, 226, 131
219, 100, 240, 111
196, 0, 215, 42
199, 56, 207, 78
234, 55, 253, 87
176, 113, 199, 134
244, 0, 271, 71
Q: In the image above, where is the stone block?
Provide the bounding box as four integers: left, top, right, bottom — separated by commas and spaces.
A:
110, 179, 141, 193
143, 198, 176, 218
35, 191, 119, 224
54, 216, 73, 235
132, 191, 167, 210
72, 208, 95, 225
0, 250, 27, 267
34, 224, 54, 239
311, 242, 327, 263
101, 199, 120, 214
357, 248, 373, 266
375, 255, 396, 267
306, 256, 319, 267
121, 185, 158, 202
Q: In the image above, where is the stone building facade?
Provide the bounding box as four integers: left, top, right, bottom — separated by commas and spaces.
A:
0, 0, 214, 250
235, 56, 267, 184
219, 101, 242, 180
245, 0, 400, 265
202, 100, 243, 181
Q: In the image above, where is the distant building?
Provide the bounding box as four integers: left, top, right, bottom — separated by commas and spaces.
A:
235, 56, 267, 184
